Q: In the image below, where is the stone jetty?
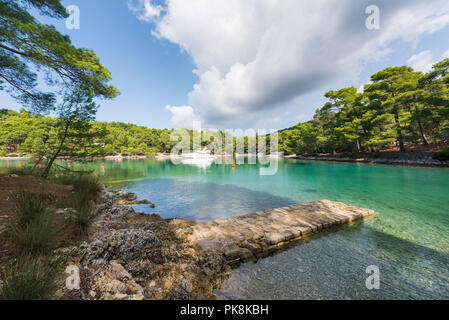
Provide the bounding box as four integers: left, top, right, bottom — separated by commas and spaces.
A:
188, 200, 378, 265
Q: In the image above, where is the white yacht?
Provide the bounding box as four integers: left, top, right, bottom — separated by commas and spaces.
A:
182, 149, 215, 159
181, 149, 215, 168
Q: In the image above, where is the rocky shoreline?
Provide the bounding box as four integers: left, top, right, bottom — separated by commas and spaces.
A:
3, 152, 448, 168
290, 152, 449, 167
55, 186, 231, 300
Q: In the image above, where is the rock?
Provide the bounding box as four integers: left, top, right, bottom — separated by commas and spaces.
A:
109, 205, 135, 217
80, 241, 89, 249
55, 208, 76, 217
92, 239, 104, 248
244, 241, 261, 253
114, 190, 129, 198
197, 240, 222, 251
238, 248, 253, 260
52, 185, 231, 300
114, 199, 151, 205
82, 261, 144, 300
168, 218, 196, 229
171, 278, 193, 300
265, 232, 285, 245
127, 213, 163, 225
103, 191, 114, 199
223, 246, 252, 261
82, 229, 162, 264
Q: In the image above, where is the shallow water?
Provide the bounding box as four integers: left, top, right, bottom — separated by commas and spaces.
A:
2, 158, 448, 299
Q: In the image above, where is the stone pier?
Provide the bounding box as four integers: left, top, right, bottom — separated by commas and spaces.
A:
187, 200, 378, 265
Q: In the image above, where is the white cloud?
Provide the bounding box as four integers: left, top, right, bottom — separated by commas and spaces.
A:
165, 105, 200, 128
131, 0, 449, 128
127, 0, 162, 22
443, 49, 449, 59
407, 51, 434, 72
408, 48, 449, 73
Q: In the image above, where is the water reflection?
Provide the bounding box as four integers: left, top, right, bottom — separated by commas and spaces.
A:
127, 179, 296, 222
1, 157, 448, 299
217, 223, 449, 300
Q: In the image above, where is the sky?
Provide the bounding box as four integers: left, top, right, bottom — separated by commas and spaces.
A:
2, 0, 449, 131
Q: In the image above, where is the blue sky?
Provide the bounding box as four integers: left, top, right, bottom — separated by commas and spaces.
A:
2, 0, 449, 130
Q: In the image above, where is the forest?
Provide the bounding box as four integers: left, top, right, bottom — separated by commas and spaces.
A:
282, 62, 449, 155
1, 59, 449, 159
0, 109, 270, 157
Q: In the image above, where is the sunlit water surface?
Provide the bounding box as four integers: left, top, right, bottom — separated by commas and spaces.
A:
2, 158, 448, 299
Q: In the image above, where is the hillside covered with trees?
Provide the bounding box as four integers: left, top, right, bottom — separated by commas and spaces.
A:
0, 109, 271, 157
1, 59, 448, 158
282, 61, 449, 155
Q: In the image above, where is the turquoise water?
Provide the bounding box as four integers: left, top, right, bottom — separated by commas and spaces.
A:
2, 158, 448, 299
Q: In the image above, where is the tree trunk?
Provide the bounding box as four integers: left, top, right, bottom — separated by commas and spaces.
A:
417, 119, 429, 145
42, 153, 59, 179
415, 106, 429, 145
41, 120, 70, 178
394, 111, 405, 152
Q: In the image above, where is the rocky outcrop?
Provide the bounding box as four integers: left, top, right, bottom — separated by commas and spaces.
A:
56, 187, 230, 300
81, 260, 145, 300
55, 186, 378, 300
188, 200, 378, 266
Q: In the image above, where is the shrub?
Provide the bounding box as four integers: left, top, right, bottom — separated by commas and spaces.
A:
54, 172, 101, 201
434, 147, 449, 161
0, 257, 58, 300
7, 212, 59, 254
51, 170, 80, 185
69, 175, 101, 213
10, 188, 47, 228
7, 166, 39, 177
7, 189, 59, 254
63, 175, 100, 234
73, 175, 101, 201
67, 206, 96, 234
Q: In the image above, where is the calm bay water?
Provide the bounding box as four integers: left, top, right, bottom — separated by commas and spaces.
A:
2, 158, 448, 299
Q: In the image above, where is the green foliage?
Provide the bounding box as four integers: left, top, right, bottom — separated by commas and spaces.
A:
280, 60, 449, 155
6, 189, 59, 254
0, 110, 268, 157
1, 1, 119, 177
0, 147, 7, 156
10, 188, 47, 227
0, 257, 58, 300
0, 0, 118, 112
68, 206, 96, 234
72, 175, 101, 206
59, 174, 100, 233
6, 165, 39, 177
7, 212, 59, 254
434, 147, 449, 161
1, 61, 448, 159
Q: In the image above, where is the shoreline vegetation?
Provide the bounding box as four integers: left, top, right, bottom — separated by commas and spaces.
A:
0, 169, 379, 300
287, 151, 449, 167
2, 150, 448, 168
0, 173, 231, 300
